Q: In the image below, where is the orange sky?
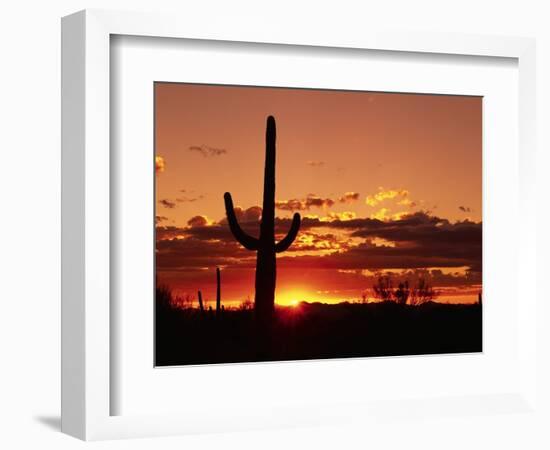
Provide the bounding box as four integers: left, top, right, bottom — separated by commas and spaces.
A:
155, 83, 482, 306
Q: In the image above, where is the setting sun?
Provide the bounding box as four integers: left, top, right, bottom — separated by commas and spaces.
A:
276, 289, 311, 306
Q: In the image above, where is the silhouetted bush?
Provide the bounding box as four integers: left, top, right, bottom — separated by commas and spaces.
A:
394, 281, 410, 305
372, 276, 394, 301
238, 297, 254, 311
410, 278, 438, 305
371, 276, 437, 305
155, 281, 173, 310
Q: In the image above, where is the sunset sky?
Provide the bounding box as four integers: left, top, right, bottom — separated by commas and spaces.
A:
155, 83, 482, 306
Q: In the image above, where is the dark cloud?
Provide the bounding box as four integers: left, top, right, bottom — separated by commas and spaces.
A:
278, 211, 481, 273
189, 145, 227, 157
275, 191, 359, 211
159, 199, 176, 209
156, 210, 482, 280
187, 215, 209, 228
156, 225, 186, 240
276, 195, 335, 211
274, 211, 482, 273
459, 206, 472, 212
307, 160, 325, 167
156, 205, 263, 243
338, 192, 360, 203
274, 211, 451, 233
226, 205, 262, 224
155, 215, 169, 224
156, 236, 253, 270
176, 194, 204, 203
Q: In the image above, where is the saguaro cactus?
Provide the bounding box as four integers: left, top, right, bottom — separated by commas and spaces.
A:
224, 116, 301, 327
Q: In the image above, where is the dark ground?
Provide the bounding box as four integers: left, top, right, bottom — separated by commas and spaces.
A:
155, 301, 482, 366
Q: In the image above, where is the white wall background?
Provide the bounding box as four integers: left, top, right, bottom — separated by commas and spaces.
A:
0, 1, 548, 449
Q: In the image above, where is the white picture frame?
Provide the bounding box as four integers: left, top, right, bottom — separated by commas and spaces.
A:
61, 9, 538, 441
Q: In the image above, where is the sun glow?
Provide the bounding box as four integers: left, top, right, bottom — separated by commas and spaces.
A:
276, 289, 311, 306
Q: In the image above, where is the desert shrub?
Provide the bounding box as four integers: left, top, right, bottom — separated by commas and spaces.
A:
371, 276, 437, 305
409, 278, 438, 305
372, 276, 394, 301
156, 281, 173, 310
394, 281, 410, 305
171, 293, 193, 310
238, 296, 254, 311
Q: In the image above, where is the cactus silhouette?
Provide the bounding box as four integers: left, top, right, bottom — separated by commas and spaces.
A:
216, 267, 221, 316
224, 116, 301, 328
197, 290, 204, 313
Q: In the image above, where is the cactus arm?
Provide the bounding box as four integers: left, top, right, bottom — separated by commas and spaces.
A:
224, 192, 260, 251
275, 212, 301, 253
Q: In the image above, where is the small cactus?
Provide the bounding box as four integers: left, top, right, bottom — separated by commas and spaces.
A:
216, 267, 221, 316
197, 290, 204, 313
197, 268, 223, 317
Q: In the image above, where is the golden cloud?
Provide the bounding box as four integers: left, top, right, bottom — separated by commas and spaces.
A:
397, 198, 416, 207
322, 211, 357, 221
366, 188, 409, 207
155, 155, 165, 173
370, 208, 391, 220
370, 208, 409, 221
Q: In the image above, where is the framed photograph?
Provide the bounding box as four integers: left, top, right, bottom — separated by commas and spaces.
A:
153, 83, 483, 367
61, 9, 538, 441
